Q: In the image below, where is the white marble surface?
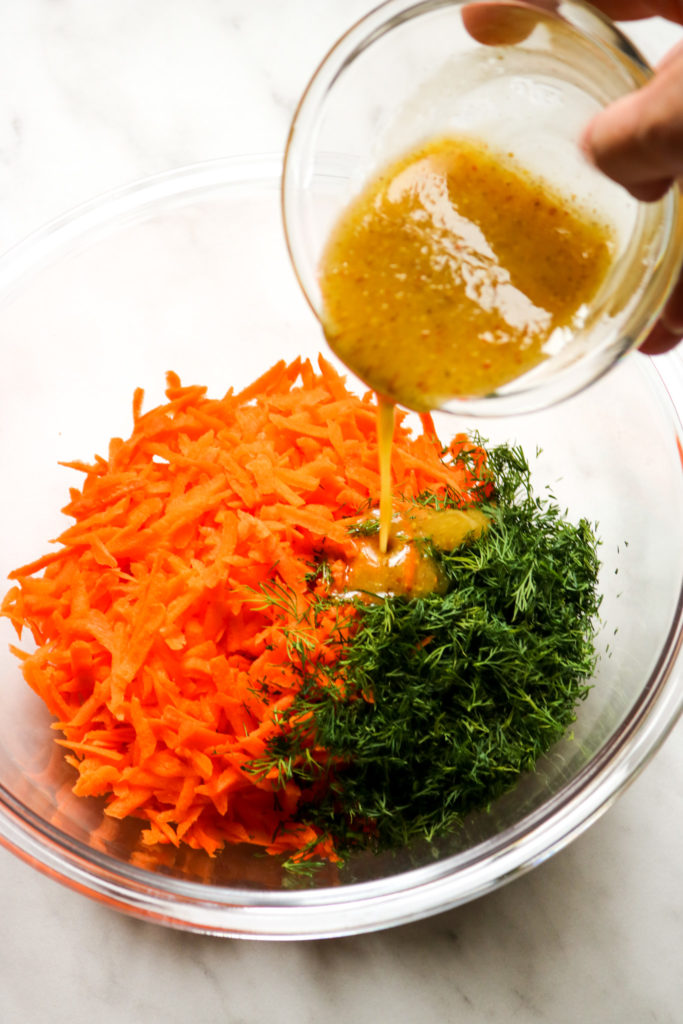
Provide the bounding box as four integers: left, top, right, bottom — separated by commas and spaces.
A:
0, 2, 681, 1021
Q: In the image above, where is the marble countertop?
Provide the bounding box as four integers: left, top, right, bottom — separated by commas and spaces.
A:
0, 3, 681, 1021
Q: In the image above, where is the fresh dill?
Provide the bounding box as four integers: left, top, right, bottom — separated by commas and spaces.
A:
346, 518, 380, 537
247, 442, 602, 863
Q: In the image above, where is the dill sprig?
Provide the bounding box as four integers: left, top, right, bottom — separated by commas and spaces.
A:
346, 518, 380, 537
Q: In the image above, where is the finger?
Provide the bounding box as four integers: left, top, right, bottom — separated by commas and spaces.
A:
464, 0, 683, 46
662, 265, 683, 335
462, 0, 556, 46
639, 270, 683, 354
581, 42, 683, 196
583, 0, 683, 22
639, 320, 682, 354
614, 177, 674, 202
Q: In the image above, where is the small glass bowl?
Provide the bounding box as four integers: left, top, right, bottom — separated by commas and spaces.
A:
282, 0, 683, 416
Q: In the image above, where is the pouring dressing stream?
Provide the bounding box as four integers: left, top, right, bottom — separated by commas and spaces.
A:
318, 134, 616, 557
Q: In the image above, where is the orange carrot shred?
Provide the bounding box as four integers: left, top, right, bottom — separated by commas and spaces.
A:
0, 356, 486, 864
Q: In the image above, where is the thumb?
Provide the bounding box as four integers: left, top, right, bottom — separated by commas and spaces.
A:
581, 41, 683, 201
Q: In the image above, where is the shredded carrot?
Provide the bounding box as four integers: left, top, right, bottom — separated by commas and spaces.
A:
1, 356, 485, 863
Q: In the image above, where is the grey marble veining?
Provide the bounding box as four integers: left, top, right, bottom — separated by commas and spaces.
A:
1, 734, 681, 1023
0, 3, 681, 1022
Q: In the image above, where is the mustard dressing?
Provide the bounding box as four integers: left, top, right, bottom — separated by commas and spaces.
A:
320, 134, 614, 411
343, 505, 490, 599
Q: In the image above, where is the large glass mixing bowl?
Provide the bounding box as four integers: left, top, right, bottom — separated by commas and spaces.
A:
0, 156, 681, 937
282, 0, 683, 416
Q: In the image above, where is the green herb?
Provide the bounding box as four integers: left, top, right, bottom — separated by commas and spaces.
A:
346, 518, 380, 537
249, 443, 602, 861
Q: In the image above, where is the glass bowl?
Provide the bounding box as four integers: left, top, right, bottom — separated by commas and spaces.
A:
0, 155, 681, 938
282, 0, 683, 416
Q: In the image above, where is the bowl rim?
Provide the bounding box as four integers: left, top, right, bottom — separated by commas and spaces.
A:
0, 156, 681, 938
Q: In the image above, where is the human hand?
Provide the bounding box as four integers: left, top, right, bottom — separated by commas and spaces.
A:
580, 1, 683, 353
464, 0, 683, 354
